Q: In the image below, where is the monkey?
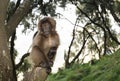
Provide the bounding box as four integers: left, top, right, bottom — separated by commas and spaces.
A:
30, 17, 60, 73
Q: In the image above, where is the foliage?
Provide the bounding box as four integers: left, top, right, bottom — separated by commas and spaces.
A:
75, 0, 120, 55
16, 59, 31, 74
47, 49, 120, 81
64, 0, 120, 68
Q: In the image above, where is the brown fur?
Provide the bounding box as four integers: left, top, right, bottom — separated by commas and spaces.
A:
30, 17, 60, 72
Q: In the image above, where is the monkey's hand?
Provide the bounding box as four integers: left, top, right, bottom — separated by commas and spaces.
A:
39, 61, 51, 74
47, 47, 57, 59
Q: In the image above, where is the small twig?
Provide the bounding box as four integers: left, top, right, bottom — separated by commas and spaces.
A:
57, 13, 83, 28
65, 17, 79, 66
70, 28, 90, 64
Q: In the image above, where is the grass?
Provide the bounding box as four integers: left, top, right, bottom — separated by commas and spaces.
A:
47, 50, 120, 81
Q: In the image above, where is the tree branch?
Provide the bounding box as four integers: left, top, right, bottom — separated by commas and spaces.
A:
65, 17, 78, 68
76, 5, 120, 45
0, 0, 9, 23
10, 30, 17, 81
70, 28, 90, 64
96, 4, 107, 55
84, 27, 101, 58
6, 0, 34, 38
100, 0, 120, 23
15, 53, 30, 69
109, 7, 120, 23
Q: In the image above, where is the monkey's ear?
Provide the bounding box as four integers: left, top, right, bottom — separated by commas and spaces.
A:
49, 17, 56, 28
38, 20, 42, 28
38, 20, 43, 32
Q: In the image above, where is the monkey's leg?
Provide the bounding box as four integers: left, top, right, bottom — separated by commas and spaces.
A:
33, 46, 52, 73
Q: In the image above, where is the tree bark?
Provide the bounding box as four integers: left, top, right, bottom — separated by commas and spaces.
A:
0, 0, 50, 81
7, 0, 34, 38
0, 0, 15, 81
0, 27, 14, 81
23, 67, 48, 81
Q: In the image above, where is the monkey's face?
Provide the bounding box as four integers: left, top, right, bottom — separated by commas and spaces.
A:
41, 22, 52, 37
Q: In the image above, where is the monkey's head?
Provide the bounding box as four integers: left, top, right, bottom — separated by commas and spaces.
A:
38, 17, 56, 37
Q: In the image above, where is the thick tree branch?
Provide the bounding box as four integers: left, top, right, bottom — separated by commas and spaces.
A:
6, 0, 34, 38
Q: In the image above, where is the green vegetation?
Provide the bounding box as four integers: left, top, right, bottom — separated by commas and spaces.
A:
47, 50, 120, 81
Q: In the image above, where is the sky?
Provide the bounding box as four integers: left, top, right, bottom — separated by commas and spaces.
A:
15, 4, 77, 74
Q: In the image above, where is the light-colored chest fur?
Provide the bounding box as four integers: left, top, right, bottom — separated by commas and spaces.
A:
33, 33, 59, 53
43, 36, 58, 55
44, 35, 59, 49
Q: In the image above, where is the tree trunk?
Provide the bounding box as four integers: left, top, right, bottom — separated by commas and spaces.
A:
23, 67, 48, 81
0, 27, 14, 81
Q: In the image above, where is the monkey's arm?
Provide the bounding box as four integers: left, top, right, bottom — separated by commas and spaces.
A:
47, 47, 57, 59
30, 46, 52, 73
47, 47, 58, 67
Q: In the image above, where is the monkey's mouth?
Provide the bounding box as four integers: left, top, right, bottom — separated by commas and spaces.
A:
43, 31, 50, 36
